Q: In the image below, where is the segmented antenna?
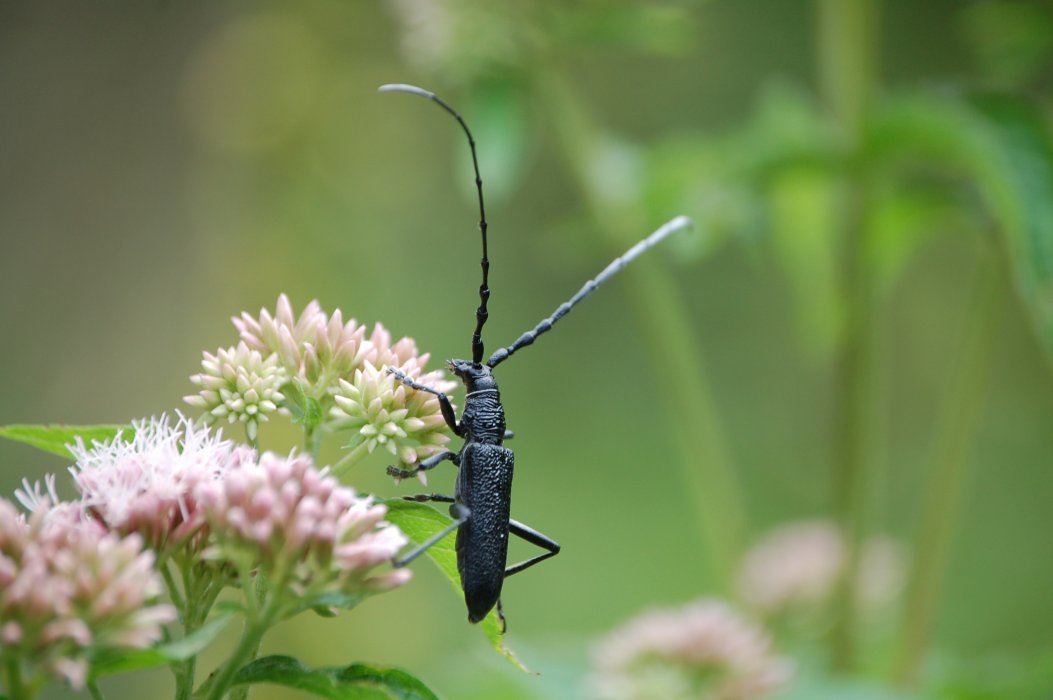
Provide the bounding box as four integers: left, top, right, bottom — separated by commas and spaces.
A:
487, 216, 693, 368
379, 83, 491, 366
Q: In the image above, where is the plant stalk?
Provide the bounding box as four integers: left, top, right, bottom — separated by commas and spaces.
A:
893, 249, 1003, 684
536, 72, 747, 587
817, 0, 880, 671
3, 657, 28, 700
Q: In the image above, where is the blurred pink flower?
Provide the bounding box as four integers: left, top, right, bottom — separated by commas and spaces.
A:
0, 497, 174, 689
737, 519, 905, 616
591, 598, 791, 700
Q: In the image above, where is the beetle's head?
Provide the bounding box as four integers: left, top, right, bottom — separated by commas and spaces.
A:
447, 359, 497, 393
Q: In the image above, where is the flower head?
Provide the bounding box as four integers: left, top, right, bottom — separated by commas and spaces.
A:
330, 362, 453, 468
196, 451, 411, 597
67, 414, 252, 551
591, 598, 791, 700
0, 498, 174, 689
233, 294, 326, 372
736, 520, 905, 616
190, 295, 455, 466
185, 342, 289, 440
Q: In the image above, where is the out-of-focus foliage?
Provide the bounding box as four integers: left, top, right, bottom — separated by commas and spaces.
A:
2, 1, 1053, 699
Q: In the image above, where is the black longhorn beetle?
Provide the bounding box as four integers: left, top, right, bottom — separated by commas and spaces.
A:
380, 83, 691, 630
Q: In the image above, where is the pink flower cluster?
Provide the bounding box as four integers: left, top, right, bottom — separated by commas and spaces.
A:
5, 416, 411, 689
0, 499, 174, 688
196, 451, 410, 594
591, 598, 791, 700
66, 414, 253, 553
65, 415, 411, 596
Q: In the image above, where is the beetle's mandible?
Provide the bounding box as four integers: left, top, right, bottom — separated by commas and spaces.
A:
379, 83, 691, 631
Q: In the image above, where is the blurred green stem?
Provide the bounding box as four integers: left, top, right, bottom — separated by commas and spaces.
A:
817, 0, 880, 672
3, 658, 27, 700
304, 422, 323, 462
536, 73, 746, 589
204, 567, 284, 700
894, 248, 1003, 685
331, 443, 369, 477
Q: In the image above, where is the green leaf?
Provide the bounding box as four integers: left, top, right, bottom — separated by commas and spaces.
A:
871, 94, 1053, 359
90, 612, 236, 678
0, 424, 129, 458
231, 656, 440, 700
556, 5, 695, 55
382, 500, 531, 673
767, 166, 843, 360
283, 380, 324, 432
461, 81, 528, 205
293, 590, 367, 617
968, 97, 1053, 359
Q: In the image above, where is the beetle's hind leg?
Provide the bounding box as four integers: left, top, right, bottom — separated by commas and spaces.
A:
392, 502, 469, 568
504, 519, 561, 577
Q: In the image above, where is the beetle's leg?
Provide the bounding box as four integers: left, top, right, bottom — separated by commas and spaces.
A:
392, 503, 469, 568
503, 430, 514, 441
401, 493, 456, 503
504, 519, 561, 577
387, 450, 459, 481
496, 599, 507, 634
387, 368, 463, 436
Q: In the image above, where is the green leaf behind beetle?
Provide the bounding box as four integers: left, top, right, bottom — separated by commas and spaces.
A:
382, 499, 532, 673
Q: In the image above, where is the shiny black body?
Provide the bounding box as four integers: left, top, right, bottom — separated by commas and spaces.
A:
388, 361, 556, 626
381, 83, 688, 628
453, 383, 512, 622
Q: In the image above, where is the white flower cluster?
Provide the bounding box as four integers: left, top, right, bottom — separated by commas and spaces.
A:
186, 294, 454, 468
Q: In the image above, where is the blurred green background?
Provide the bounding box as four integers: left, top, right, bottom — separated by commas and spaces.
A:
2, 1, 1052, 698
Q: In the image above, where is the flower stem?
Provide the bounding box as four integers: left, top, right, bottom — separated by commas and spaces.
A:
536, 72, 747, 588
816, 0, 880, 672
331, 443, 369, 477
203, 614, 271, 700
3, 657, 29, 700
88, 680, 106, 700
204, 571, 281, 700
893, 248, 1003, 685
305, 421, 323, 461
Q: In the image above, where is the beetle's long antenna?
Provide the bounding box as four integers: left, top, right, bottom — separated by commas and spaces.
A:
487, 216, 692, 368
380, 83, 491, 366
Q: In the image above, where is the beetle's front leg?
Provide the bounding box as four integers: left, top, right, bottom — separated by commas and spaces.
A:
387, 367, 463, 437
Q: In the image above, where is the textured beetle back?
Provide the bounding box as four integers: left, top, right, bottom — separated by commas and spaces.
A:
455, 442, 514, 623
